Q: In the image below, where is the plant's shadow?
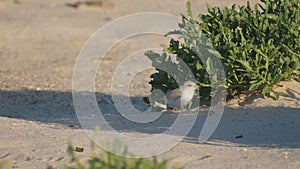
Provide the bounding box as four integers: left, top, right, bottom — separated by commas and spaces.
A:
0, 89, 299, 149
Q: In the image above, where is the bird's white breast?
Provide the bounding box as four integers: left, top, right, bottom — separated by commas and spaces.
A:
181, 89, 195, 106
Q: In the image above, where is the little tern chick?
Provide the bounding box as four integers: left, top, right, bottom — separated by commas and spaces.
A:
166, 80, 198, 109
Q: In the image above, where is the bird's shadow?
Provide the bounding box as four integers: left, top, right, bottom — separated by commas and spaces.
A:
0, 89, 299, 149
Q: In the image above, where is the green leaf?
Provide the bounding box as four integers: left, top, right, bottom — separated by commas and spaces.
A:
196, 60, 203, 70
205, 57, 212, 75
262, 86, 272, 97
186, 1, 193, 18
249, 83, 259, 91
272, 90, 280, 100
293, 76, 300, 82
207, 3, 214, 14
237, 60, 252, 71
265, 14, 278, 20
165, 30, 182, 36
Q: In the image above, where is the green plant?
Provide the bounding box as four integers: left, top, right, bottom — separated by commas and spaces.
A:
50, 140, 182, 169
146, 0, 300, 103
0, 161, 9, 169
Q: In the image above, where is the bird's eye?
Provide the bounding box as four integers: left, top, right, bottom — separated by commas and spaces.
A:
188, 84, 192, 87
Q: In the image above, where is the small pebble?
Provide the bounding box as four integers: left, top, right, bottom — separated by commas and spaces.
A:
75, 147, 84, 152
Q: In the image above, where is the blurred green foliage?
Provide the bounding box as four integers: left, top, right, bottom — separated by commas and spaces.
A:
48, 140, 182, 169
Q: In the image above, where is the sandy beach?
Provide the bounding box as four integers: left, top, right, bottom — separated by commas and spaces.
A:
0, 0, 299, 168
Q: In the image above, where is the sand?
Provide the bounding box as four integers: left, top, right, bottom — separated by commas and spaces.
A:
0, 0, 299, 168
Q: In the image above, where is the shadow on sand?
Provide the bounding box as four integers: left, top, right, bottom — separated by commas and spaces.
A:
0, 89, 299, 149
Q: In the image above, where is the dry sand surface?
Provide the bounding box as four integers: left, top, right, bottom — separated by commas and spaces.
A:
0, 0, 300, 168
